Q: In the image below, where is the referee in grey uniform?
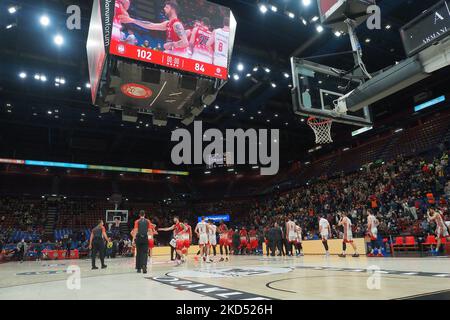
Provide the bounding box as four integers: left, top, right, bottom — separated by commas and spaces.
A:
89, 220, 110, 270
131, 210, 151, 274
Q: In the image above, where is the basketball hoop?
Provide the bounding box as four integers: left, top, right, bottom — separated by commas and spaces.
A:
307, 117, 333, 144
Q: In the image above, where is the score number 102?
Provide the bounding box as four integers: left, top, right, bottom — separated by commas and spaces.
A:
137, 49, 152, 60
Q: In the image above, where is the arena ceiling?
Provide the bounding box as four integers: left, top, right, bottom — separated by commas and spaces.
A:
0, 0, 449, 173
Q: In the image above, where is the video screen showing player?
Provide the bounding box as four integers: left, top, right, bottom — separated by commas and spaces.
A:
114, 0, 231, 67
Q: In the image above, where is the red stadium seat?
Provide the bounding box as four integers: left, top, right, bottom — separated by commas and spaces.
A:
394, 237, 404, 245
423, 235, 437, 245
405, 236, 415, 245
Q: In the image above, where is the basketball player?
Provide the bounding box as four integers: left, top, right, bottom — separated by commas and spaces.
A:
285, 216, 296, 256
248, 226, 258, 255
195, 216, 209, 262
189, 17, 213, 64
186, 20, 202, 42
89, 220, 111, 270
182, 219, 192, 258
319, 215, 331, 256
112, 0, 130, 42
338, 212, 360, 257
367, 210, 382, 257
218, 220, 229, 262
207, 220, 217, 261
294, 224, 304, 256
119, 1, 189, 57
158, 217, 187, 265
227, 227, 234, 255
147, 218, 158, 261
206, 16, 230, 68
239, 226, 248, 255
427, 207, 450, 254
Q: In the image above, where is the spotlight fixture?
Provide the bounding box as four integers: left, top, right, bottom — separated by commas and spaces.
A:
54, 34, 64, 46
40, 15, 50, 27
259, 4, 268, 14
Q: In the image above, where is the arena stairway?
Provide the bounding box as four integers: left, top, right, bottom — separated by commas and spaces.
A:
44, 205, 58, 237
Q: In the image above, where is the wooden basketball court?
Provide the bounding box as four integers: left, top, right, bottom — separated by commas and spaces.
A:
1, 254, 449, 300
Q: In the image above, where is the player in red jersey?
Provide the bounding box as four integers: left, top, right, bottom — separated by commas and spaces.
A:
227, 228, 234, 254
119, 1, 189, 57
186, 20, 202, 47
217, 220, 229, 262
147, 218, 158, 260
182, 219, 192, 257
189, 17, 213, 64
239, 227, 248, 255
112, 0, 130, 42
248, 226, 258, 254
158, 216, 187, 265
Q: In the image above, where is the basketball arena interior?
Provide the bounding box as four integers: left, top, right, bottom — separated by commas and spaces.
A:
1, 0, 450, 304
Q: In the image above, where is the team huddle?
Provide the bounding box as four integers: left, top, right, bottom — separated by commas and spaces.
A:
114, 0, 230, 67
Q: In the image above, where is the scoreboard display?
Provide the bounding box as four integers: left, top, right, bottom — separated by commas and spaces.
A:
109, 0, 236, 80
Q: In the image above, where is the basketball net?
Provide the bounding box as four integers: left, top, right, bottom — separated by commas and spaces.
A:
307, 117, 333, 144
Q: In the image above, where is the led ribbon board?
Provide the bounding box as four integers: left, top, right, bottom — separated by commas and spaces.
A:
0, 158, 188, 176
198, 215, 230, 222
414, 95, 446, 112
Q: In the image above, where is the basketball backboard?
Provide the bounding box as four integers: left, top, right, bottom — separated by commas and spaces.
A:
290, 58, 372, 127
106, 210, 129, 224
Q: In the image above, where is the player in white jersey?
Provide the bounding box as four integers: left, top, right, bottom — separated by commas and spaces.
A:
427, 207, 450, 254
195, 216, 209, 261
319, 216, 331, 256
338, 212, 359, 257
285, 216, 296, 256
189, 17, 213, 64
206, 16, 230, 68
367, 209, 382, 256
207, 220, 217, 262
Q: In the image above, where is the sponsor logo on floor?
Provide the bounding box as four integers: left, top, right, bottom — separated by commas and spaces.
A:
150, 276, 274, 300
16, 270, 67, 276
168, 266, 292, 278
41, 264, 66, 267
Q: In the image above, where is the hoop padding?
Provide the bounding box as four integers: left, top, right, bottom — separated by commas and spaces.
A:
307, 117, 333, 144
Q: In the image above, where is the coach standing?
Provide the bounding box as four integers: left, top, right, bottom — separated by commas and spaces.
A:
131, 210, 152, 274
89, 220, 110, 270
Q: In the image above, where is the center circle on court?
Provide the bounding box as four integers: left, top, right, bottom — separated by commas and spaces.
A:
169, 266, 292, 278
